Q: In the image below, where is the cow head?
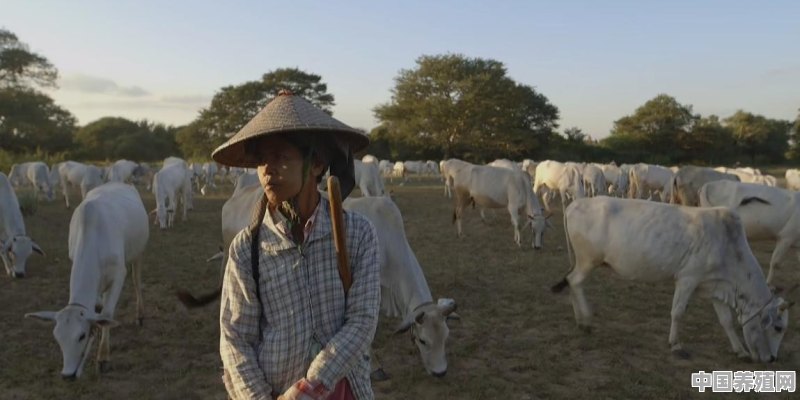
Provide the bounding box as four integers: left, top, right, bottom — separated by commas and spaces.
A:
395, 298, 458, 377
742, 296, 792, 363
25, 305, 119, 380
1, 236, 45, 278
528, 212, 553, 250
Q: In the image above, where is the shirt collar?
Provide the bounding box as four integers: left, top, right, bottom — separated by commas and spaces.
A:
262, 196, 333, 250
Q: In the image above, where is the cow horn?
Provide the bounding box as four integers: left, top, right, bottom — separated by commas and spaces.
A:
149, 208, 157, 215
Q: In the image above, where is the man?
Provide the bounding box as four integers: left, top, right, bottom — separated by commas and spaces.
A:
213, 90, 380, 400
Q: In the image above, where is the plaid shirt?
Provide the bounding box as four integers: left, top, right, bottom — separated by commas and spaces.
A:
220, 197, 380, 400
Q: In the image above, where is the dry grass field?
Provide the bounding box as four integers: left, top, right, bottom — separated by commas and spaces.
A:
2, 176, 799, 399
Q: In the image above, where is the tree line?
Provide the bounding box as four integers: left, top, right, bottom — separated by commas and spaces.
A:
2, 28, 798, 173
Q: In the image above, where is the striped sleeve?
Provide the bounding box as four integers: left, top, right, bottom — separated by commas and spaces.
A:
219, 231, 273, 400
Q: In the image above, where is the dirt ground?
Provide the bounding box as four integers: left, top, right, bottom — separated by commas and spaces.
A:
1, 176, 798, 399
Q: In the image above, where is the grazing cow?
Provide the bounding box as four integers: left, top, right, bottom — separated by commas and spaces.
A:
9, 162, 54, 201
440, 159, 473, 198
362, 154, 379, 164
627, 163, 673, 201
354, 160, 386, 196
151, 161, 192, 229
552, 197, 790, 362
25, 183, 148, 379
344, 196, 457, 378
532, 160, 585, 211
54, 161, 103, 208
671, 166, 739, 206
699, 180, 800, 284
453, 165, 551, 249
0, 172, 45, 278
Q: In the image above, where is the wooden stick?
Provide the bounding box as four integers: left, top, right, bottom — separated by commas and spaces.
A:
327, 176, 351, 294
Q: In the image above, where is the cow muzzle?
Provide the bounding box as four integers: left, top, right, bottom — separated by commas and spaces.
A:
431, 369, 447, 378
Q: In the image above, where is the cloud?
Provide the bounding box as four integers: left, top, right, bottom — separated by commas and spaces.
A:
761, 66, 800, 80
160, 94, 212, 105
59, 74, 150, 97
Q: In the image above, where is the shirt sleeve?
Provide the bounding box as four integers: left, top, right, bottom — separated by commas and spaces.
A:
219, 232, 273, 400
306, 216, 381, 389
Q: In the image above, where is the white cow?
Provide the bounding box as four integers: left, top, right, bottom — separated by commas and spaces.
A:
200, 162, 219, 195
453, 165, 551, 249
671, 166, 739, 206
151, 161, 192, 229
532, 160, 585, 211
362, 154, 379, 165
344, 196, 457, 378
553, 197, 790, 362
582, 164, 607, 197
26, 183, 148, 379
1, 172, 44, 278
9, 161, 54, 201
354, 160, 386, 197
440, 159, 473, 198
106, 160, 141, 184
627, 163, 673, 201
488, 158, 521, 171
786, 169, 800, 191
699, 180, 800, 284
53, 161, 103, 208
377, 160, 394, 178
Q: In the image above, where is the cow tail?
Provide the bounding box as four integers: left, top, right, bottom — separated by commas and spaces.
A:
551, 203, 575, 294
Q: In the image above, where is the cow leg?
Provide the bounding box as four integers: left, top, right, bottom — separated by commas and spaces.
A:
766, 239, 793, 285
565, 266, 592, 332
453, 192, 470, 238
711, 299, 749, 359
1, 249, 11, 276
131, 261, 144, 326
62, 183, 70, 208
97, 266, 126, 372
508, 205, 522, 247
668, 279, 698, 359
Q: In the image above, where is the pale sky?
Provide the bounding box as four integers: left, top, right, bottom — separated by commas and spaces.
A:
4, 0, 799, 139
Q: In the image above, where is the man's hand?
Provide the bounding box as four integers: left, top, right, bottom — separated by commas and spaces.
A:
278, 378, 330, 400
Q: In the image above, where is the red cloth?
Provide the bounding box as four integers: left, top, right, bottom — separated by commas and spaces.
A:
326, 379, 355, 400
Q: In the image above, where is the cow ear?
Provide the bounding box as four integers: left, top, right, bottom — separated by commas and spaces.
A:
89, 315, 120, 328
446, 312, 461, 322
25, 311, 57, 322
393, 319, 412, 335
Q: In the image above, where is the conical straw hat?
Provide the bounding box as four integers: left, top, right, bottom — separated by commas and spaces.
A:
211, 90, 368, 168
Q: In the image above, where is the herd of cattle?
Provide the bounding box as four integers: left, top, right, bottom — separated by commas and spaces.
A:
1, 156, 799, 381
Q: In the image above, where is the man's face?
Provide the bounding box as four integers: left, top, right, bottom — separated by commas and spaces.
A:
254, 136, 306, 206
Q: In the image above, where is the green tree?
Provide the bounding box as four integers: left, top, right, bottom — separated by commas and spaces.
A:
725, 110, 790, 164
373, 54, 559, 161
0, 29, 75, 154
609, 94, 695, 162
0, 29, 58, 89
564, 127, 587, 143
679, 115, 735, 165
0, 87, 76, 153
74, 117, 180, 161
176, 68, 335, 158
